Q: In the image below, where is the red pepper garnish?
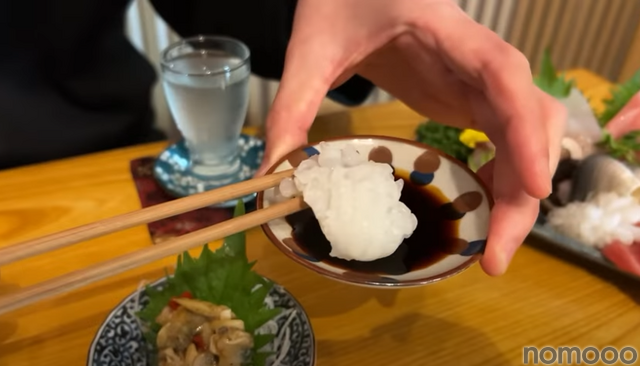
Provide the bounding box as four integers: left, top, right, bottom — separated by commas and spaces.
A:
168, 290, 193, 310
192, 334, 206, 351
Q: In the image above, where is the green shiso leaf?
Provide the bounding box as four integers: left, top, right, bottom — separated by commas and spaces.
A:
415, 121, 472, 162
533, 48, 574, 99
594, 67, 640, 164
136, 200, 283, 366
598, 68, 640, 126
599, 130, 640, 165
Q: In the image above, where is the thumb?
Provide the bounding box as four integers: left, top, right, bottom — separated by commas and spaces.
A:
475, 158, 495, 189
255, 24, 343, 176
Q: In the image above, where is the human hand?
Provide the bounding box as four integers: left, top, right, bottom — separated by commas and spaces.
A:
256, 0, 566, 276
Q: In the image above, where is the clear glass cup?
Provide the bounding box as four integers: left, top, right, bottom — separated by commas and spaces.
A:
160, 35, 251, 180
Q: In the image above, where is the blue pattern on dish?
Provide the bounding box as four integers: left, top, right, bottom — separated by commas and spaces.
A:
303, 146, 320, 157
87, 276, 316, 366
153, 134, 264, 206
409, 171, 435, 186
460, 239, 486, 256
294, 251, 321, 263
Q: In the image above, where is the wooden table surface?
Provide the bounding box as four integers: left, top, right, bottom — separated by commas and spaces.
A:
1, 69, 639, 366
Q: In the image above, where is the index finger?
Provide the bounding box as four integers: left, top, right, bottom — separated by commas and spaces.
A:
417, 6, 552, 198
256, 31, 343, 177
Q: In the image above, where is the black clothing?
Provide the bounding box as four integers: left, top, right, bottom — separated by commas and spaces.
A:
0, 0, 374, 170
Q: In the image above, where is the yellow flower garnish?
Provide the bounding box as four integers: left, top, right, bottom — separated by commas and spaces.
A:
459, 129, 490, 148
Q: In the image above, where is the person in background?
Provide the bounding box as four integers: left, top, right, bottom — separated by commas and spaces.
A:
1, 0, 565, 276
1, 0, 364, 171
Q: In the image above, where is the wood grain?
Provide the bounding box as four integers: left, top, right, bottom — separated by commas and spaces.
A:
0, 72, 639, 366
0, 168, 294, 266
0, 196, 305, 315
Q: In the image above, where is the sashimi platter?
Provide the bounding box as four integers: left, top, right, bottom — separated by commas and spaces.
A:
416, 50, 640, 279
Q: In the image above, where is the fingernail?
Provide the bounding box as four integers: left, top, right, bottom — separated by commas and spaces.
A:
498, 245, 518, 275
547, 154, 556, 193
536, 164, 552, 197
545, 178, 553, 196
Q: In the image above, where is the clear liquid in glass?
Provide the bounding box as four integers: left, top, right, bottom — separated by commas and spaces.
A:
162, 51, 250, 178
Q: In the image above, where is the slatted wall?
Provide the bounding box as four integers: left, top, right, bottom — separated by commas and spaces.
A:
125, 0, 640, 133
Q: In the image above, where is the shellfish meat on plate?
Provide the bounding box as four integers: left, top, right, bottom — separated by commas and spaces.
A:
87, 202, 316, 366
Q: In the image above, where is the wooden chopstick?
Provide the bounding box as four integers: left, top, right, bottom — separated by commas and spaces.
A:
0, 169, 294, 266
0, 196, 307, 316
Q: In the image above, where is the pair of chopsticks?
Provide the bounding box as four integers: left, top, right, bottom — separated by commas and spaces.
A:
0, 169, 306, 316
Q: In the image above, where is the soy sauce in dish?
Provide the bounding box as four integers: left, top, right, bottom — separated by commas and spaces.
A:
284, 168, 461, 275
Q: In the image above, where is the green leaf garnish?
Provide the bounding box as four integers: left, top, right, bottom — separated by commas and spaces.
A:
598, 130, 640, 165
533, 48, 574, 98
253, 333, 276, 351
415, 121, 473, 162
137, 200, 283, 366
250, 350, 273, 366
598, 68, 640, 126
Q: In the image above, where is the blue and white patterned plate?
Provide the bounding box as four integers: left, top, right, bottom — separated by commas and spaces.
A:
259, 136, 492, 288
153, 134, 265, 207
87, 276, 316, 366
